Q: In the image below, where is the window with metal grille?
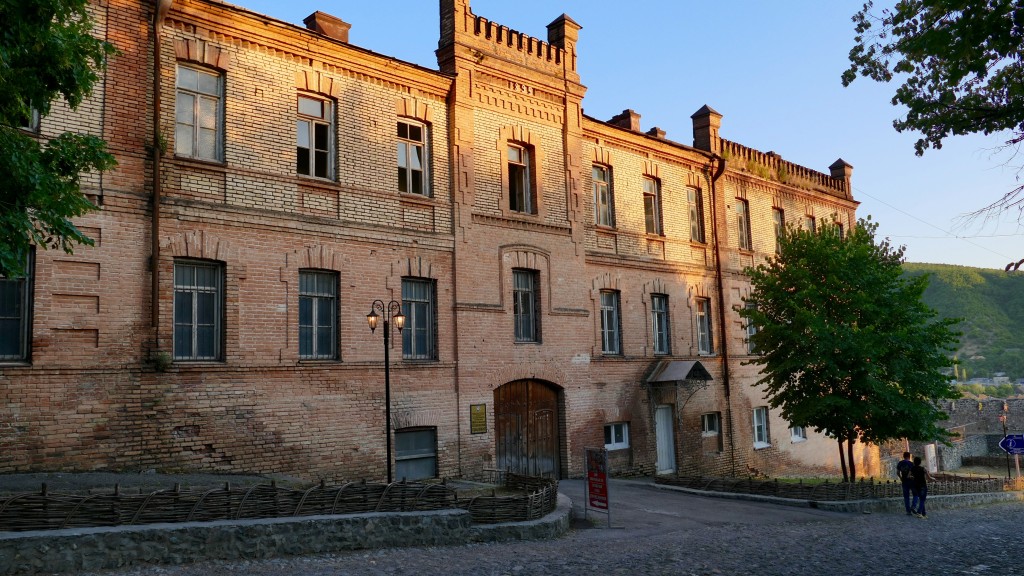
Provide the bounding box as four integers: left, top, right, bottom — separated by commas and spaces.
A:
299, 270, 337, 360
513, 269, 539, 343
395, 427, 437, 481
402, 278, 436, 360
173, 260, 223, 361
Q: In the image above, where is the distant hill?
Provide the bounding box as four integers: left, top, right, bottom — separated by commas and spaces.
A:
902, 263, 1024, 380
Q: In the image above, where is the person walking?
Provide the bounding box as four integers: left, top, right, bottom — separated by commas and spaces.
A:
896, 451, 914, 516
910, 456, 932, 518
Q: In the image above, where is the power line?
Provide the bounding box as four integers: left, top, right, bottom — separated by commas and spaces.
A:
852, 185, 1018, 261
887, 233, 1024, 239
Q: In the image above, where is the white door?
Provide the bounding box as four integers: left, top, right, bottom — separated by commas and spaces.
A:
655, 405, 676, 475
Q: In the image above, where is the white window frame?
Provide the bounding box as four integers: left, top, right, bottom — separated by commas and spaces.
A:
604, 422, 630, 450
600, 290, 621, 355
298, 269, 338, 360
696, 297, 714, 355
643, 177, 662, 235
701, 412, 721, 437
773, 208, 785, 253
593, 165, 614, 227
508, 144, 533, 214
395, 427, 437, 481
803, 215, 816, 233
513, 269, 539, 343
19, 108, 40, 132
790, 425, 807, 442
753, 406, 770, 448
402, 278, 437, 361
0, 252, 33, 362
651, 293, 670, 355
745, 302, 758, 355
296, 94, 334, 179
689, 188, 706, 243
737, 198, 752, 251
173, 260, 224, 361
175, 64, 223, 161
398, 119, 429, 195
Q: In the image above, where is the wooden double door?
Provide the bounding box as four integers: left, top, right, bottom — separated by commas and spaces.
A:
494, 380, 561, 478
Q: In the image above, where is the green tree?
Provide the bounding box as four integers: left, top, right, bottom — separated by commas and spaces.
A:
0, 0, 117, 277
740, 219, 961, 482
842, 0, 1024, 216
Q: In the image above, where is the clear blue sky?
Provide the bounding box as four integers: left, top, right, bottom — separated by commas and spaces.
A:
237, 0, 1024, 270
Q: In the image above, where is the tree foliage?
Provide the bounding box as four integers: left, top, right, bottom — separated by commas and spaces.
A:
0, 0, 117, 277
740, 219, 961, 481
843, 0, 1024, 216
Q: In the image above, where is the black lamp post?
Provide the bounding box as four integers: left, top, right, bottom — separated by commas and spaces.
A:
367, 299, 405, 484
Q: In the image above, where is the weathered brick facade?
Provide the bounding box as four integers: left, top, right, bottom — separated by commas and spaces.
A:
0, 0, 878, 481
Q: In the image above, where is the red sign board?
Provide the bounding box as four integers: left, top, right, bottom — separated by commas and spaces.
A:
586, 447, 608, 510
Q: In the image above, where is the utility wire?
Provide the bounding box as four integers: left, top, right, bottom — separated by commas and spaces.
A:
852, 185, 1018, 262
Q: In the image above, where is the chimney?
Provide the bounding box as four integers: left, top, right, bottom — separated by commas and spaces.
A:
829, 158, 854, 199
691, 105, 722, 153
304, 12, 351, 43
609, 109, 641, 132
646, 127, 666, 139
547, 13, 582, 49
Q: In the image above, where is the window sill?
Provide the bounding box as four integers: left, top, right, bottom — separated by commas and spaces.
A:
398, 191, 437, 205
791, 437, 807, 444
701, 431, 720, 438
753, 442, 771, 450
595, 225, 617, 233
0, 360, 32, 368
604, 444, 629, 451
173, 155, 226, 170
297, 174, 337, 185
298, 358, 341, 364
514, 340, 542, 345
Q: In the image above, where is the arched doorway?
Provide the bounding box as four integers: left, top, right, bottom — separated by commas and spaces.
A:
494, 379, 561, 478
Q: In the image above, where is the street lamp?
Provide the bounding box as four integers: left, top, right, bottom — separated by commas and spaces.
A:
367, 299, 405, 484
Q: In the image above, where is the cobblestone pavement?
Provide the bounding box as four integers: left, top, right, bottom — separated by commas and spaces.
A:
64, 479, 1024, 576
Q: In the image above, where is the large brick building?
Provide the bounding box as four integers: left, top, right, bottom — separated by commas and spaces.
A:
0, 0, 878, 481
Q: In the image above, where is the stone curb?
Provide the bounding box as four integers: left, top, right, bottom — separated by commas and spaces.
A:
0, 494, 572, 575
652, 482, 1024, 513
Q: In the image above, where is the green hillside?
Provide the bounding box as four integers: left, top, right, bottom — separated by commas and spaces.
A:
902, 263, 1024, 380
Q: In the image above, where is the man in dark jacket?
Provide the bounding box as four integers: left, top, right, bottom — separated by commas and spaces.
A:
896, 451, 914, 515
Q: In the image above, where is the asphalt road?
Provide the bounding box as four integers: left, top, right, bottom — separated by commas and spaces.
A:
65, 478, 1024, 576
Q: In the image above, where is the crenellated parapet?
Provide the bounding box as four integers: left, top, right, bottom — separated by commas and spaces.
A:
719, 138, 850, 200
439, 0, 580, 83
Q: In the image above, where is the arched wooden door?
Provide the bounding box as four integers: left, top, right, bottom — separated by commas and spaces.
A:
494, 380, 561, 478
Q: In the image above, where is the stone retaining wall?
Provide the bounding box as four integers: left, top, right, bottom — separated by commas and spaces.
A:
0, 495, 572, 575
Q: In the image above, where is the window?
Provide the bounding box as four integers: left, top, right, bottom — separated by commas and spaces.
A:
18, 108, 40, 132
736, 198, 752, 251
175, 65, 222, 161
299, 270, 337, 360
0, 253, 33, 361
600, 290, 621, 355
296, 95, 334, 179
643, 177, 662, 235
604, 422, 629, 450
508, 144, 534, 213
513, 269, 539, 343
397, 120, 428, 195
402, 278, 436, 360
791, 425, 807, 442
803, 215, 816, 233
837, 222, 845, 239
395, 428, 437, 481
745, 302, 758, 355
696, 297, 714, 355
689, 188, 706, 243
173, 260, 224, 361
701, 412, 721, 436
593, 165, 614, 227
651, 294, 670, 355
753, 406, 770, 448
772, 208, 785, 254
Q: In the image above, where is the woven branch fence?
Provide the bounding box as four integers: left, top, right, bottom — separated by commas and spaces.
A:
0, 473, 559, 532
656, 474, 1012, 500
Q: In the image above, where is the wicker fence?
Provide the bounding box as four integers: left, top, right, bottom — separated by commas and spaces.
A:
0, 473, 560, 532
461, 473, 559, 524
656, 474, 1010, 500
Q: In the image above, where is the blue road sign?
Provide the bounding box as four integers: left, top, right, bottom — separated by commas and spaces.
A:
999, 434, 1024, 455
